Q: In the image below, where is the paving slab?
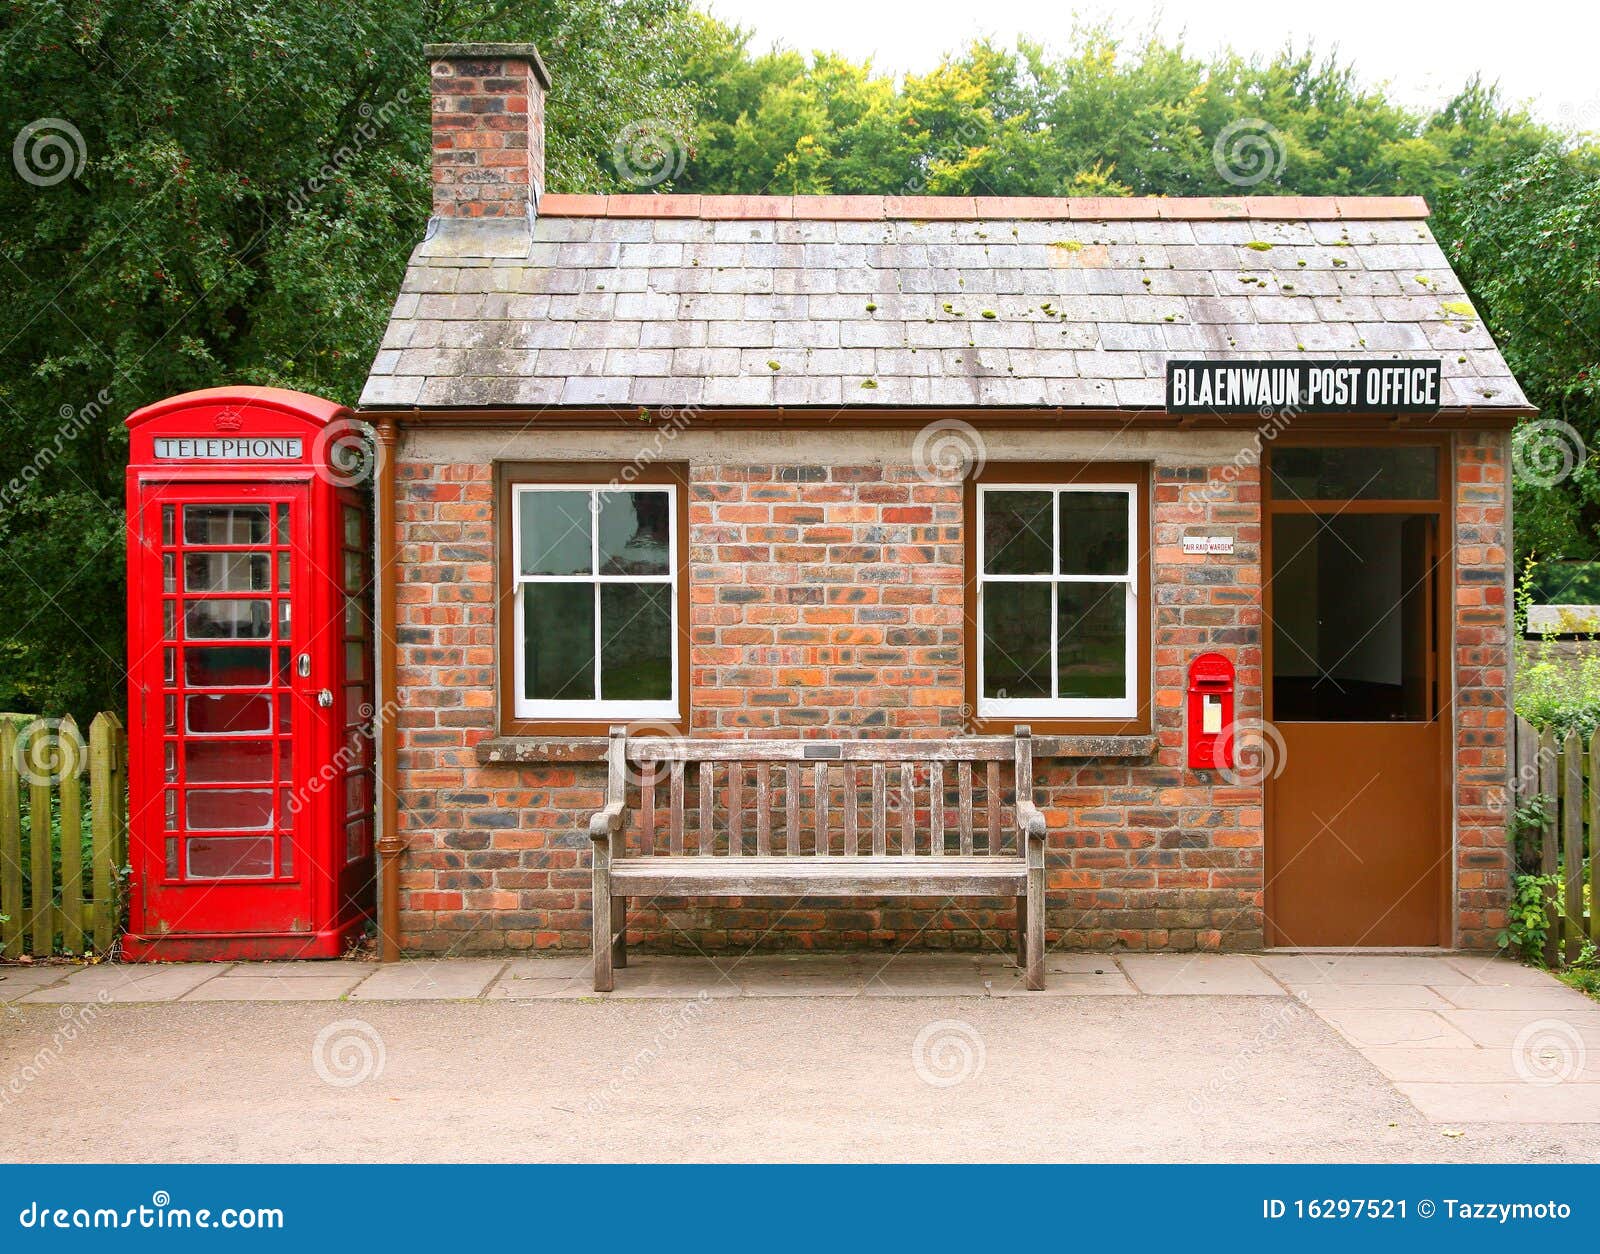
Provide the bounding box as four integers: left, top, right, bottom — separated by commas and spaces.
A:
1294, 984, 1453, 1011
19, 963, 222, 1003
1396, 1082, 1600, 1124
725, 955, 867, 997
1119, 954, 1282, 996
1445, 955, 1563, 987
0, 966, 77, 998
1312, 1008, 1477, 1049
861, 955, 988, 997
485, 955, 596, 999
1362, 1046, 1600, 1085
181, 975, 364, 1002
1436, 1008, 1600, 1050
600, 957, 742, 998
1434, 982, 1598, 1012
983, 965, 1138, 997
348, 959, 507, 1001
221, 960, 377, 979
1258, 954, 1472, 987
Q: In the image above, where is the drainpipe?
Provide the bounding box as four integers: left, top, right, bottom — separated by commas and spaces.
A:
373, 415, 404, 961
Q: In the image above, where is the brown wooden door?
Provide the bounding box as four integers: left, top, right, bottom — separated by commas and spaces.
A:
1264, 442, 1448, 947
1268, 722, 1441, 945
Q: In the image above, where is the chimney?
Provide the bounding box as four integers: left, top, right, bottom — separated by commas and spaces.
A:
425, 43, 551, 220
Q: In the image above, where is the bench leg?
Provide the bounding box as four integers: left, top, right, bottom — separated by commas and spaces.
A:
592, 867, 614, 993
611, 896, 628, 969
1025, 865, 1045, 991
1015, 895, 1028, 971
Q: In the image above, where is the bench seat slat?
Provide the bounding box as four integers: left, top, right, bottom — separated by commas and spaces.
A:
610, 856, 1028, 898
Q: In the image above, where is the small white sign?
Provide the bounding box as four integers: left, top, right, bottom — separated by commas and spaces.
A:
1182, 535, 1234, 556
153, 436, 303, 461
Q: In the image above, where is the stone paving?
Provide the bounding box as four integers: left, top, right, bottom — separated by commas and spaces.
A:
5, 951, 1597, 1124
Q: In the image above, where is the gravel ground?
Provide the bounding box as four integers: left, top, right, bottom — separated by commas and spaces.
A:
3, 997, 1598, 1163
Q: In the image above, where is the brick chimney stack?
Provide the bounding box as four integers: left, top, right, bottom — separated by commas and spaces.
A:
425, 43, 550, 219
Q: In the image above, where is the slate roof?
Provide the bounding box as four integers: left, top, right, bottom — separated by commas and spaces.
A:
359, 194, 1529, 411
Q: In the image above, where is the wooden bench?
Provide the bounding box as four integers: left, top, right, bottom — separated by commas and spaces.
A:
589, 727, 1048, 991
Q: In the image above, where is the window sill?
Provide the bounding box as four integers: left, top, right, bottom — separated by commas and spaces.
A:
474, 733, 1157, 765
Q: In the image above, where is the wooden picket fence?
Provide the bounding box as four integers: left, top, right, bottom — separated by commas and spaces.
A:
0, 712, 128, 958
1514, 717, 1600, 965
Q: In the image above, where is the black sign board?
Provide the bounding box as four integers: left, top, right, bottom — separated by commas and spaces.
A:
1165, 359, 1443, 415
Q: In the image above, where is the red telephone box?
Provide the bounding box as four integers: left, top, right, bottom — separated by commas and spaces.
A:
122, 387, 375, 960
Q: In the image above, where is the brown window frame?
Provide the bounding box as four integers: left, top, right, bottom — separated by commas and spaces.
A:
495, 461, 691, 736
963, 461, 1152, 736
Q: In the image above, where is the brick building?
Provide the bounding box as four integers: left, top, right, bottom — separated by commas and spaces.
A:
355, 43, 1526, 960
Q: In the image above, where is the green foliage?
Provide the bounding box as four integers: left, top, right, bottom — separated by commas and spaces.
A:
2, 6, 1597, 722
1515, 634, 1600, 742
1498, 872, 1558, 960
1436, 145, 1600, 565
0, 0, 708, 720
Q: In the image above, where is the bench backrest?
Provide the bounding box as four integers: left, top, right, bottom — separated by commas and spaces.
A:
604, 727, 1036, 859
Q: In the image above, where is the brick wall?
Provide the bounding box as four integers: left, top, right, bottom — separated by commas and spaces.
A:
1452, 430, 1513, 949
389, 440, 1270, 955
429, 47, 547, 220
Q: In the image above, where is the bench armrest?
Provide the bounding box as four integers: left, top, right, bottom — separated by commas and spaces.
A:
589, 800, 625, 841
1015, 799, 1047, 842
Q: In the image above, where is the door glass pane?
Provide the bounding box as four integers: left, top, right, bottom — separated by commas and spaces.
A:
1057, 583, 1126, 699
163, 553, 176, 593
1272, 513, 1433, 721
1060, 492, 1129, 576
184, 599, 270, 639
186, 788, 273, 830
162, 505, 175, 546
1270, 446, 1438, 501
185, 646, 271, 687
184, 505, 270, 545
518, 491, 592, 575
600, 583, 672, 700
982, 582, 1052, 699
185, 552, 269, 592
279, 552, 292, 591
186, 692, 272, 734
522, 583, 594, 700
184, 740, 274, 783
597, 491, 671, 575
187, 835, 274, 879
983, 492, 1053, 575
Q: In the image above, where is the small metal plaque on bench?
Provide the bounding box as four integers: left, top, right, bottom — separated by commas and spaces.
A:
802, 744, 842, 759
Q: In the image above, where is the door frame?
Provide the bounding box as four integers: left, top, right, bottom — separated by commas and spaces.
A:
128, 476, 330, 937
1261, 431, 1455, 947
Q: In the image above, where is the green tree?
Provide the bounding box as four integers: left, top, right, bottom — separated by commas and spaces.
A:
0, 0, 707, 719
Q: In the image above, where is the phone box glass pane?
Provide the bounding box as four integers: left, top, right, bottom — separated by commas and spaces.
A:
186, 835, 274, 879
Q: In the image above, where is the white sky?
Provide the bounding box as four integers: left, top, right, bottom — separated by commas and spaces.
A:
702, 0, 1600, 129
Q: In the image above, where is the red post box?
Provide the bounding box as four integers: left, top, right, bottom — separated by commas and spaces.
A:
122, 387, 374, 960
1186, 652, 1234, 771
